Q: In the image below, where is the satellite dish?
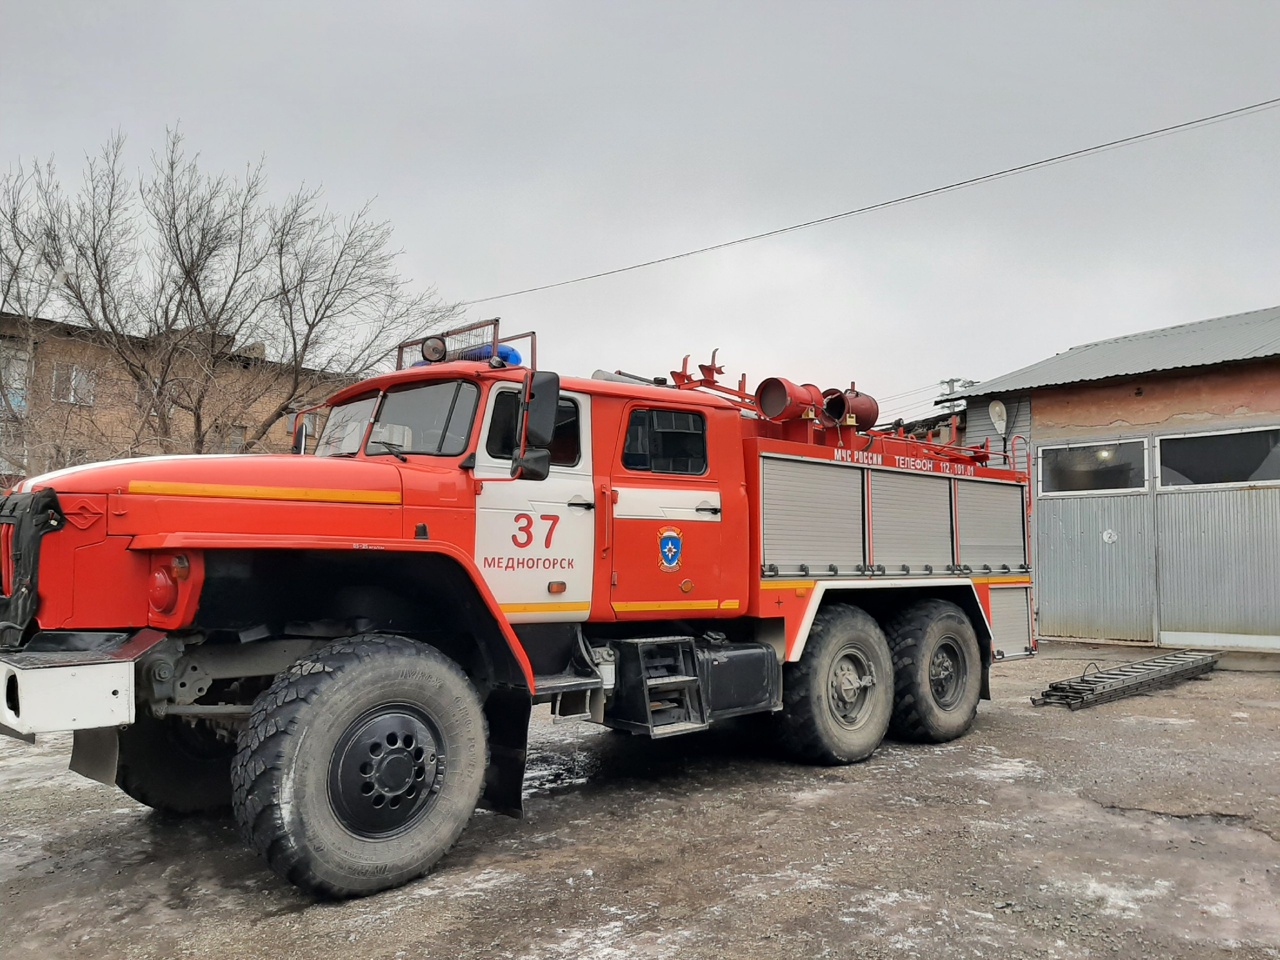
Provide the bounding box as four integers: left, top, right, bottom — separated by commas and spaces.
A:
989, 399, 1008, 437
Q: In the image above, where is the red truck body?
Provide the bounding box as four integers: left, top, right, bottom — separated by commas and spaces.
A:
0, 323, 1031, 897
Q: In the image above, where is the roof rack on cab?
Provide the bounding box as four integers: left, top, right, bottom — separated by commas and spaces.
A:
397, 318, 538, 371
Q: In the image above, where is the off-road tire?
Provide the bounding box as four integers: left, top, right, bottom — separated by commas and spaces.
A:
230, 635, 487, 898
116, 712, 234, 815
777, 603, 894, 765
886, 600, 982, 743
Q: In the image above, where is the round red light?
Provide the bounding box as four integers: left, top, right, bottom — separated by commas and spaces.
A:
149, 568, 179, 614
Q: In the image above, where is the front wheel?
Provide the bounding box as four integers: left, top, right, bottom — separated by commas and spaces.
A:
777, 603, 894, 765
231, 635, 488, 898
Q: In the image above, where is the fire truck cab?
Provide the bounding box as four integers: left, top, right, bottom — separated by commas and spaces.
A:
0, 320, 1032, 898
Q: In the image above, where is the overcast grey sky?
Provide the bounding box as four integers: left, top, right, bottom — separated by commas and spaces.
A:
3, 1, 1278, 420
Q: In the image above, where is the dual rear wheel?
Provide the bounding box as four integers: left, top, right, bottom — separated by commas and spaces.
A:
777, 599, 983, 764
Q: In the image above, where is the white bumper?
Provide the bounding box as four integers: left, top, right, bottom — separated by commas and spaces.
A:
1, 651, 135, 737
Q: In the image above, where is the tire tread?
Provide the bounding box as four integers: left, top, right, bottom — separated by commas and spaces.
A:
229, 634, 486, 898
885, 599, 980, 742
777, 603, 893, 765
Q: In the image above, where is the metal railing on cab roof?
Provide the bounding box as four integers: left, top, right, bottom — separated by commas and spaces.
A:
396, 318, 538, 371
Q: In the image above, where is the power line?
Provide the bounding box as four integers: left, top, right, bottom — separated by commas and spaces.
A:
462, 95, 1280, 306
875, 382, 944, 404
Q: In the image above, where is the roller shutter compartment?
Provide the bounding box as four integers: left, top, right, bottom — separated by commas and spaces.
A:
957, 480, 1026, 570
870, 472, 952, 571
760, 457, 864, 576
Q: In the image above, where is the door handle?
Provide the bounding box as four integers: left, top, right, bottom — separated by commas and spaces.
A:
567, 496, 595, 510
695, 502, 721, 515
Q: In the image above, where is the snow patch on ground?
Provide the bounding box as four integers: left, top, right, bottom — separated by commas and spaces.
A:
790, 786, 839, 807
967, 757, 1042, 783
527, 919, 692, 959
842, 888, 929, 914
1051, 875, 1172, 918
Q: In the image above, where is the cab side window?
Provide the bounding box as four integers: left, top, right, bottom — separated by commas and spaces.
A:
486, 390, 582, 466
622, 409, 707, 475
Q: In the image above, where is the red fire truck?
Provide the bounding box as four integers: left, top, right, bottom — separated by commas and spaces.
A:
0, 320, 1032, 897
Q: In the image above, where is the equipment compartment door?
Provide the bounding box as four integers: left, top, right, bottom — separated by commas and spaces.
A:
474, 388, 595, 622
608, 405, 727, 619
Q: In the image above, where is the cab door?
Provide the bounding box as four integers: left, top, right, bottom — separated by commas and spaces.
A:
473, 387, 595, 622
608, 404, 728, 619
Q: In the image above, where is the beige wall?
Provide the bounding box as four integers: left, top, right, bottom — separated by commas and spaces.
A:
1031, 358, 1280, 440
2, 317, 306, 477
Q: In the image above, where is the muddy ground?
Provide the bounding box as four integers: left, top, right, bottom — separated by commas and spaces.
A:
2, 643, 1278, 960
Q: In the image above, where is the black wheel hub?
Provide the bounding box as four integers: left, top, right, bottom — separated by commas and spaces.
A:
929, 637, 967, 710
828, 646, 876, 729
328, 706, 444, 838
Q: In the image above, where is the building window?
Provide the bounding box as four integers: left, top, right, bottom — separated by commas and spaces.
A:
622, 408, 707, 475
50, 446, 90, 470
214, 426, 248, 454
1, 342, 30, 414
52, 363, 96, 406
485, 391, 581, 466
137, 381, 176, 420
1159, 427, 1280, 487
1039, 440, 1146, 494
0, 420, 22, 475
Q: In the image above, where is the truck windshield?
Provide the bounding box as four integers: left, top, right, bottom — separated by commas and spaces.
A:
368, 381, 480, 457
315, 394, 379, 456
315, 381, 481, 458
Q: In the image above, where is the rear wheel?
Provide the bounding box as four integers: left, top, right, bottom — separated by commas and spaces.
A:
231, 635, 487, 898
777, 603, 893, 764
116, 712, 234, 815
886, 600, 982, 743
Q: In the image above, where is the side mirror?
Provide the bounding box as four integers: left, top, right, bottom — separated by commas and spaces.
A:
510, 447, 551, 482
522, 370, 560, 447
291, 414, 309, 455
511, 370, 559, 480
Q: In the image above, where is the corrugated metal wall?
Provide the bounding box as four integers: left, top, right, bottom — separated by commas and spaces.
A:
965, 380, 1280, 648
1035, 493, 1154, 641
870, 471, 952, 570
1156, 487, 1280, 635
965, 395, 1031, 470
760, 457, 864, 575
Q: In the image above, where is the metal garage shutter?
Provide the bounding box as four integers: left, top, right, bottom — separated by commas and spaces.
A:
870, 471, 952, 570
761, 457, 864, 575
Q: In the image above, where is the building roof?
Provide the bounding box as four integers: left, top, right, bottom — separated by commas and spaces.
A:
952, 304, 1280, 400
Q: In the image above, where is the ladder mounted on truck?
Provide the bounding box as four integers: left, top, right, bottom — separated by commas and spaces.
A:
1031, 650, 1221, 710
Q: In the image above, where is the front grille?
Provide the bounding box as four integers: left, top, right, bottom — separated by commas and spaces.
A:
0, 521, 12, 597
0, 489, 63, 646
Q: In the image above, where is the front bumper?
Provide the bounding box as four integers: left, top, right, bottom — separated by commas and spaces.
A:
1, 649, 135, 738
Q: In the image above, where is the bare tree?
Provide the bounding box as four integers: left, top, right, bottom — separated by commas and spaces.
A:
0, 129, 456, 471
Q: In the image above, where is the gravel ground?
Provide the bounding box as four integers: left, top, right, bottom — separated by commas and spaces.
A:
2, 642, 1278, 960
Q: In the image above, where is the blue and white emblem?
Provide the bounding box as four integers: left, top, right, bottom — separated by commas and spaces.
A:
658, 526, 683, 572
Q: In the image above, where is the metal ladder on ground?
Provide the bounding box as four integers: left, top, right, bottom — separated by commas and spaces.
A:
1031, 650, 1221, 710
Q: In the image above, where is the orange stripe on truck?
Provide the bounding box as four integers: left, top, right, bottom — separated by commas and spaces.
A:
127, 480, 402, 505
